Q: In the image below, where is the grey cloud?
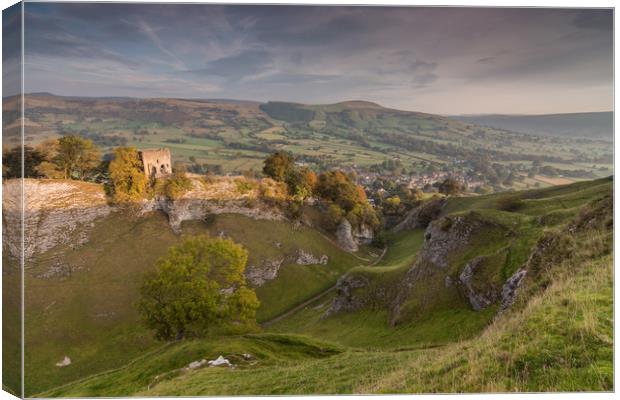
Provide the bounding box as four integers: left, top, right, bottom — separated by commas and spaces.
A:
189, 50, 272, 80
412, 72, 439, 88
572, 9, 613, 30
476, 56, 497, 64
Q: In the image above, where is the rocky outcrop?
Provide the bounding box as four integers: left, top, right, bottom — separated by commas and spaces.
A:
418, 214, 491, 270
3, 179, 112, 260
245, 258, 284, 286
296, 250, 328, 265
498, 268, 527, 313
141, 196, 285, 233
336, 220, 358, 252
459, 256, 500, 311
336, 219, 374, 252
325, 273, 370, 317
392, 197, 447, 232
390, 212, 507, 324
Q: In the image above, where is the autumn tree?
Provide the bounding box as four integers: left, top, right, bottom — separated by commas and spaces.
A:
315, 170, 367, 212
34, 139, 64, 179
315, 170, 379, 230
138, 235, 259, 340
108, 147, 148, 202
262, 151, 294, 182
55, 135, 100, 179
438, 177, 462, 195
285, 167, 317, 200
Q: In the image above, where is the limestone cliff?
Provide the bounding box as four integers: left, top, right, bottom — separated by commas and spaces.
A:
335, 219, 374, 252
3, 179, 111, 261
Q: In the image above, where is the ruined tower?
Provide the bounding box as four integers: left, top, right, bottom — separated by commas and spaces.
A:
139, 148, 172, 179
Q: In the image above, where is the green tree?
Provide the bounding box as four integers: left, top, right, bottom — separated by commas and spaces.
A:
108, 147, 148, 202
263, 151, 294, 182
55, 135, 100, 179
138, 235, 259, 340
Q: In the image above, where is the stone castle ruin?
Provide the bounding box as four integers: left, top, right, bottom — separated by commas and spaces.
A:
139, 148, 172, 179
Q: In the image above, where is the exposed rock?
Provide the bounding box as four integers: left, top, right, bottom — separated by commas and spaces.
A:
55, 356, 71, 367
392, 197, 447, 232
219, 286, 235, 295
208, 355, 232, 367
142, 196, 285, 233
390, 212, 505, 324
3, 179, 112, 260
336, 220, 358, 252
35, 260, 83, 280
459, 256, 499, 311
245, 258, 284, 286
296, 250, 328, 265
499, 269, 527, 312
187, 359, 208, 370
353, 224, 374, 245
419, 214, 488, 270
325, 274, 370, 316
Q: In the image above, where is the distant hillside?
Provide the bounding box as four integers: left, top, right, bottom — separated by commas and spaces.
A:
452, 112, 613, 141
4, 93, 612, 183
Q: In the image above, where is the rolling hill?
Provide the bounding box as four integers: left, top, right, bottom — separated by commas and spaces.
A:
2, 94, 611, 183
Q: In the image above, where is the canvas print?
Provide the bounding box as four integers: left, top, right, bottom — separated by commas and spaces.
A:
2, 2, 614, 397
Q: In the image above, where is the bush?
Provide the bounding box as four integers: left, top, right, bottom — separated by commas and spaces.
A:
372, 231, 388, 247
164, 171, 193, 200
285, 201, 303, 220
235, 178, 258, 194
496, 195, 525, 212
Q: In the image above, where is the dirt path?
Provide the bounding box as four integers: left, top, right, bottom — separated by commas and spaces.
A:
261, 245, 388, 328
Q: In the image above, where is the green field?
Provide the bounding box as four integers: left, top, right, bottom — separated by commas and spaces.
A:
23, 212, 371, 395
14, 94, 611, 181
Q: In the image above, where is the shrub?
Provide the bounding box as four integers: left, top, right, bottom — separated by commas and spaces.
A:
164, 171, 193, 200
235, 178, 257, 194
496, 195, 525, 212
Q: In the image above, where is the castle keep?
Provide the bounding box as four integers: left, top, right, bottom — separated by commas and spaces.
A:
139, 148, 172, 179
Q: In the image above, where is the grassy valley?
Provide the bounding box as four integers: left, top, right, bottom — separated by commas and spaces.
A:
22, 176, 612, 396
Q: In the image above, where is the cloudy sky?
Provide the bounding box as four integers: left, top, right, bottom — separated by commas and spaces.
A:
17, 3, 613, 114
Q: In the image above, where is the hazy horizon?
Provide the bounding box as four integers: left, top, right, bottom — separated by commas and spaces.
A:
10, 4, 614, 115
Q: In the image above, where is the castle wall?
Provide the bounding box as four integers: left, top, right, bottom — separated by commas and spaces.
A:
140, 148, 172, 179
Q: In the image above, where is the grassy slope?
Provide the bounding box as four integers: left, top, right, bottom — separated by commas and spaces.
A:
2, 256, 21, 396
46, 247, 610, 396
34, 178, 613, 396
269, 220, 501, 349
24, 212, 366, 395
